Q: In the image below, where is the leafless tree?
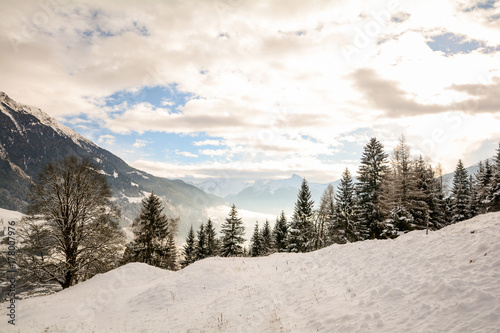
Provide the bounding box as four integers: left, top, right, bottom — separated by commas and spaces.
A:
17, 156, 125, 289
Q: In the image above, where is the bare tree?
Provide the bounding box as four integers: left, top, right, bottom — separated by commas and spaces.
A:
17, 156, 125, 289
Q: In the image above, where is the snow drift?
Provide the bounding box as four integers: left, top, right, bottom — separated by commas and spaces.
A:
3, 213, 500, 332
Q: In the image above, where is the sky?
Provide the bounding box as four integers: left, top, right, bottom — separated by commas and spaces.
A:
1, 0, 499, 184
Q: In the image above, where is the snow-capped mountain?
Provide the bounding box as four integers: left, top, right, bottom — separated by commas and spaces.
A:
0, 92, 223, 236
225, 174, 341, 216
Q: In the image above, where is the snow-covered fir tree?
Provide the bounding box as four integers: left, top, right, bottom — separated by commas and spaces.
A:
195, 222, 208, 260
205, 218, 219, 256
317, 184, 336, 248
356, 138, 390, 239
334, 168, 358, 242
451, 159, 470, 223
220, 204, 246, 257
250, 222, 263, 257
273, 211, 288, 252
288, 178, 315, 252
127, 192, 178, 270
182, 225, 196, 268
488, 144, 500, 212
475, 160, 493, 214
261, 219, 273, 255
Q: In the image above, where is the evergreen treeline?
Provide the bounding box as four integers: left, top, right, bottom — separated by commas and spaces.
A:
120, 138, 500, 269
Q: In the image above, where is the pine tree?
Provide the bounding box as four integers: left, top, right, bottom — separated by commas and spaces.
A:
195, 223, 208, 260
468, 175, 479, 219
250, 222, 263, 257
273, 211, 288, 252
356, 138, 390, 239
475, 160, 492, 214
129, 192, 178, 269
387, 137, 428, 234
205, 218, 219, 256
334, 168, 358, 242
220, 204, 246, 257
261, 219, 273, 255
451, 160, 470, 223
288, 178, 315, 252
182, 225, 196, 268
316, 184, 335, 248
488, 144, 500, 212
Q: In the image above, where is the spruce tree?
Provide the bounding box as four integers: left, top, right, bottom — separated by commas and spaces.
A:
220, 204, 246, 257
273, 211, 288, 252
250, 222, 263, 257
195, 223, 208, 260
335, 168, 358, 242
182, 225, 196, 268
205, 218, 219, 256
317, 184, 336, 247
468, 175, 479, 219
356, 138, 390, 239
387, 137, 428, 233
475, 160, 492, 214
288, 178, 315, 252
261, 219, 273, 255
129, 192, 178, 269
488, 144, 500, 212
451, 159, 470, 223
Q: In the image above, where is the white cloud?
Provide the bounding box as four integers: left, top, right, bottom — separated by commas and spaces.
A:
176, 151, 198, 158
97, 134, 116, 145
1, 0, 499, 181
132, 139, 149, 148
193, 139, 224, 146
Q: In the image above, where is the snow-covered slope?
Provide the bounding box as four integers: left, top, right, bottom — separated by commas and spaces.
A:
0, 92, 92, 148
4, 213, 500, 332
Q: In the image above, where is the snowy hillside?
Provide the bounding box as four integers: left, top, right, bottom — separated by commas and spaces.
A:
3, 213, 500, 332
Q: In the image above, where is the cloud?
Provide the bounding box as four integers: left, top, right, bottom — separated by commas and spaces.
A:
193, 139, 224, 146
97, 134, 116, 145
176, 151, 198, 158
1, 0, 500, 182
132, 139, 149, 148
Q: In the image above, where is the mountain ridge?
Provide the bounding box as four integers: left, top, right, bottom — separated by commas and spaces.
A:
0, 92, 224, 237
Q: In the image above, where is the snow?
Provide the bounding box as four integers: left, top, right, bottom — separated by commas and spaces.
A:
3, 213, 500, 332
0, 92, 93, 148
0, 207, 23, 222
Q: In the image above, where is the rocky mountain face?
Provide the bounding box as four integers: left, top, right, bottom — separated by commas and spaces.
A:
0, 92, 223, 237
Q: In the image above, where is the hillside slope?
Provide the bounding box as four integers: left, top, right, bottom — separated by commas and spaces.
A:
4, 212, 500, 332
0, 92, 223, 235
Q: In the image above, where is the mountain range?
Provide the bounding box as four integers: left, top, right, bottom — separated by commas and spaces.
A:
0, 92, 223, 238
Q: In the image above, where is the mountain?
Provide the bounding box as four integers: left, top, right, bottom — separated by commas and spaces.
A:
0, 92, 223, 237
4, 212, 500, 332
225, 174, 341, 215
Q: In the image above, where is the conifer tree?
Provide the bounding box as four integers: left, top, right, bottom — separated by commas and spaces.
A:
261, 219, 273, 255
335, 168, 358, 242
288, 178, 315, 252
451, 159, 470, 223
129, 192, 178, 269
387, 137, 428, 233
182, 225, 196, 268
250, 222, 263, 257
195, 222, 208, 260
488, 144, 500, 212
317, 184, 336, 247
356, 138, 390, 239
273, 211, 288, 252
220, 204, 246, 257
468, 175, 479, 219
475, 160, 492, 214
205, 218, 219, 256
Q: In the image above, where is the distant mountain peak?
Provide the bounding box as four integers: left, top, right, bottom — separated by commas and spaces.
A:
0, 92, 92, 148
